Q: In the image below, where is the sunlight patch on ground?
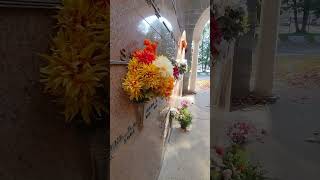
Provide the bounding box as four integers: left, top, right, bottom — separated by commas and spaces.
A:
275, 55, 320, 88
196, 79, 210, 91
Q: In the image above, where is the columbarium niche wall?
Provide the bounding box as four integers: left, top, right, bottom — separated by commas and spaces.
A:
110, 0, 182, 180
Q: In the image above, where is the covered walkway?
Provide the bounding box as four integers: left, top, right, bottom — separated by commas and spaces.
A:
158, 81, 210, 180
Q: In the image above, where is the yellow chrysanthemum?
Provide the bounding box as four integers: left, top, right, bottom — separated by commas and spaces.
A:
122, 73, 143, 101
139, 64, 161, 89
128, 57, 140, 73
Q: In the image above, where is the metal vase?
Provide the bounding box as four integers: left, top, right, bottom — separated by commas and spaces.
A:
136, 103, 145, 130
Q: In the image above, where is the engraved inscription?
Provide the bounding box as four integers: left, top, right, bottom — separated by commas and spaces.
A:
110, 122, 137, 160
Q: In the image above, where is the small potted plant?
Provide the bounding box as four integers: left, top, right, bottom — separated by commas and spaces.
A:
175, 100, 193, 131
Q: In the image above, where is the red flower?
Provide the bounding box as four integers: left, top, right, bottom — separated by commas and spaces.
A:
173, 65, 179, 79
132, 39, 158, 64
132, 50, 156, 64
214, 146, 224, 156
210, 15, 222, 57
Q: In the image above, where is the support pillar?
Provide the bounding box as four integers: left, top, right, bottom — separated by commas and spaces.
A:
189, 40, 200, 93
253, 0, 281, 96
231, 0, 257, 97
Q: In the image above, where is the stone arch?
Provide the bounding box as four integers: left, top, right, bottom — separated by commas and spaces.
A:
189, 6, 210, 92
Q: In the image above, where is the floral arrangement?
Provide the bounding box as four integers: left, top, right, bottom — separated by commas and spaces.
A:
122, 39, 175, 103
211, 14, 222, 57
173, 62, 188, 80
227, 121, 266, 146
211, 145, 269, 180
40, 0, 108, 124
170, 100, 193, 130
211, 120, 270, 180
211, 4, 248, 57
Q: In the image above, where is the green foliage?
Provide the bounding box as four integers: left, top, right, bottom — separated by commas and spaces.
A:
40, 0, 108, 124
178, 63, 187, 74
177, 108, 192, 129
281, 0, 320, 32
217, 6, 249, 42
199, 22, 210, 72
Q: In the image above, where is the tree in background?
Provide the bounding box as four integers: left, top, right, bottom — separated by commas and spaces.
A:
313, 1, 320, 18
198, 22, 210, 72
281, 0, 320, 33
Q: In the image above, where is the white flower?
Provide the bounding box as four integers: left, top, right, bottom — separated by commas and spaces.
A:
153, 55, 174, 77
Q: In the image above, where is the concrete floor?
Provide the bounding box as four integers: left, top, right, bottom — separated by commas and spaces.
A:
214, 85, 320, 179
248, 83, 320, 180
228, 53, 320, 179
158, 88, 210, 180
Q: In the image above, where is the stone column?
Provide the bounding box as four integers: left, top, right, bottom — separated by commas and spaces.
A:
189, 40, 200, 93
253, 0, 281, 96
231, 0, 257, 97
182, 28, 194, 94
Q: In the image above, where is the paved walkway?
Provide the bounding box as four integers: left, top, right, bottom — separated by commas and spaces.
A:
224, 54, 320, 179
248, 84, 320, 180
158, 87, 210, 180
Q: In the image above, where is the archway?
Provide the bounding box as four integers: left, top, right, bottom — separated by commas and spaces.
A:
189, 7, 210, 93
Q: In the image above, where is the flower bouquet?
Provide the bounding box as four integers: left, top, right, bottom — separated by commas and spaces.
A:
122, 39, 175, 103
211, 145, 269, 180
171, 100, 193, 131
173, 61, 188, 80
226, 120, 267, 146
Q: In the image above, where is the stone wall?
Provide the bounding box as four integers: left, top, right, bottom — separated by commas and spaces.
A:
0, 7, 93, 180
110, 0, 183, 179
110, 0, 181, 61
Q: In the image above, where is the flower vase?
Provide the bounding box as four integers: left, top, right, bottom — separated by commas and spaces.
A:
136, 103, 145, 130
181, 125, 187, 131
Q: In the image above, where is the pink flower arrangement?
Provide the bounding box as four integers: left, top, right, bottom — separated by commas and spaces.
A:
180, 100, 190, 109
226, 121, 266, 145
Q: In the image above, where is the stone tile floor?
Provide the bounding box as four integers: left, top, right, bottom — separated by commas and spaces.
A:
158, 88, 210, 180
